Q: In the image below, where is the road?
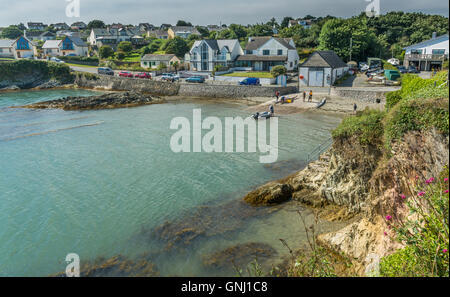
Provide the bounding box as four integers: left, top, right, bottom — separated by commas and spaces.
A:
69, 65, 99, 74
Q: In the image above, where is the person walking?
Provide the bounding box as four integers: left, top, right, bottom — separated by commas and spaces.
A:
275, 90, 280, 103
308, 90, 313, 102
353, 103, 358, 114
303, 91, 306, 102
269, 104, 274, 115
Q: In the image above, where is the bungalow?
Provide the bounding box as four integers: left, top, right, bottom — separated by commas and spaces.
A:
42, 40, 62, 57
0, 36, 36, 59
147, 29, 169, 40
59, 36, 88, 56
25, 30, 56, 41
299, 50, 348, 87
88, 27, 140, 46
168, 26, 200, 39
141, 54, 181, 69
288, 19, 313, 29
185, 39, 243, 72
403, 33, 449, 71
53, 23, 70, 30
27, 22, 47, 30
236, 37, 299, 71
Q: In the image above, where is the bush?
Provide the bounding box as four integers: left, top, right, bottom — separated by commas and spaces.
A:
380, 169, 449, 277
57, 56, 99, 64
332, 109, 386, 145
270, 65, 287, 78
383, 97, 449, 151
0, 60, 73, 83
98, 45, 114, 59
385, 90, 402, 110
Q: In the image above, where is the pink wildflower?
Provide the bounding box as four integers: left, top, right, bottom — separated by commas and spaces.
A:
444, 189, 449, 194
386, 215, 392, 221
418, 191, 426, 197
426, 177, 435, 184
444, 178, 448, 182
384, 232, 388, 236
443, 249, 448, 253
400, 194, 406, 200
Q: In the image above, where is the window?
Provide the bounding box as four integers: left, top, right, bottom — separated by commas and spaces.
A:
263, 50, 270, 55
432, 49, 445, 55
277, 49, 283, 55
410, 49, 422, 55
246, 50, 253, 55
290, 62, 293, 67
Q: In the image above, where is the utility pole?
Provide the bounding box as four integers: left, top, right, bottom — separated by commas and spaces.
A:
349, 37, 353, 62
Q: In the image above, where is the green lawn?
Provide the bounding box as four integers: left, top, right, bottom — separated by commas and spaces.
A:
221, 72, 273, 78
122, 53, 141, 62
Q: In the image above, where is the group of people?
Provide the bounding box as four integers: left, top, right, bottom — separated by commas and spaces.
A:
302, 90, 313, 102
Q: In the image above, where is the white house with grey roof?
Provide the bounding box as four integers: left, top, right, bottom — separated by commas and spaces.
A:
236, 37, 299, 71
42, 40, 62, 57
141, 54, 181, 69
185, 39, 243, 72
403, 33, 449, 71
299, 50, 349, 87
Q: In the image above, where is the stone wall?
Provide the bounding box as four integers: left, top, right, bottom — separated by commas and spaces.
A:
178, 83, 297, 98
331, 87, 399, 103
75, 74, 297, 98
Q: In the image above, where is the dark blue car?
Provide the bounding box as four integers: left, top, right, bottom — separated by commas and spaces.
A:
185, 76, 205, 83
239, 78, 261, 86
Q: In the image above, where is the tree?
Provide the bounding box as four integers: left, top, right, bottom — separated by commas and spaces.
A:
1, 26, 22, 39
281, 17, 294, 29
196, 26, 209, 38
117, 41, 133, 54
115, 51, 125, 60
164, 37, 189, 57
270, 65, 287, 78
99, 45, 114, 59
176, 20, 192, 27
87, 20, 106, 29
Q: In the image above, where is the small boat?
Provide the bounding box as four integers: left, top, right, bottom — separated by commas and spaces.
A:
316, 98, 327, 108
252, 111, 272, 119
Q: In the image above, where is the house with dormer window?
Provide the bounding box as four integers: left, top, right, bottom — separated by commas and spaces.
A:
60, 36, 88, 56
185, 39, 243, 72
236, 37, 299, 71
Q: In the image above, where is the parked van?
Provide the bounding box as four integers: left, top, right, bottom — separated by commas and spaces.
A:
239, 78, 261, 86
98, 67, 114, 76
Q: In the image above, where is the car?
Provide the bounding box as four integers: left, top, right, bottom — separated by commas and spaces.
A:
161, 73, 180, 82
65, 53, 77, 57
239, 77, 261, 86
49, 57, 65, 63
118, 71, 133, 78
396, 66, 408, 74
98, 67, 114, 76
134, 72, 152, 79
407, 66, 420, 73
185, 76, 205, 83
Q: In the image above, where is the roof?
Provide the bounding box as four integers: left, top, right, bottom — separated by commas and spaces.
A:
67, 36, 87, 47
42, 40, 62, 49
246, 37, 295, 51
148, 29, 168, 36
300, 50, 347, 68
190, 39, 239, 53
142, 54, 177, 61
236, 55, 287, 62
0, 39, 14, 48
170, 26, 199, 34
403, 34, 449, 50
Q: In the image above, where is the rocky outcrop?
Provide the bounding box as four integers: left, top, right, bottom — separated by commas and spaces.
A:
23, 91, 164, 110
242, 128, 449, 275
243, 182, 293, 206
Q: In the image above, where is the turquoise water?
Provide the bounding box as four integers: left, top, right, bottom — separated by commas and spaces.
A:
0, 89, 343, 276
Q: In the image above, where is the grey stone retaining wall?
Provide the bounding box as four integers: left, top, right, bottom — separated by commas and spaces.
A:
330, 87, 399, 103
75, 74, 297, 98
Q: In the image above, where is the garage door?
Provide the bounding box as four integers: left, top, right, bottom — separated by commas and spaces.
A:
309, 69, 324, 87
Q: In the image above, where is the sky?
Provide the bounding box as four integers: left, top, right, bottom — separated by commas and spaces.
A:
0, 0, 448, 27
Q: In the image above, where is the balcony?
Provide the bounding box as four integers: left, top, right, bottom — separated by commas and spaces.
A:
405, 53, 448, 61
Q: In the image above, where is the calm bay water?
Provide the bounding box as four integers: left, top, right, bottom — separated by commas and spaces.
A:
0, 89, 343, 276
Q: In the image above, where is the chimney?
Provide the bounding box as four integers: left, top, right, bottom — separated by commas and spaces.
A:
432, 32, 437, 39
24, 29, 27, 37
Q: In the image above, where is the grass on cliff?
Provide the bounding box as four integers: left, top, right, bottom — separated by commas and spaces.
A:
332, 71, 449, 153
0, 59, 74, 83
379, 169, 449, 277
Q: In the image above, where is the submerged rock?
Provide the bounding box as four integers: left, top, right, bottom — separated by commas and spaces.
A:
23, 91, 164, 110
243, 182, 293, 206
203, 242, 277, 269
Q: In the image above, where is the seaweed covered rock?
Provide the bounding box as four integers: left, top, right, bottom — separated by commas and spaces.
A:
243, 182, 293, 206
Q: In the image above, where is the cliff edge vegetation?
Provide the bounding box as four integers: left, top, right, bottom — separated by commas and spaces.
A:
243, 71, 449, 276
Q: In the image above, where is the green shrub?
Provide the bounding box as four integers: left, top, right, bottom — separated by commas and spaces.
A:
383, 62, 397, 70
385, 90, 402, 110
270, 65, 287, 78
383, 97, 449, 151
332, 109, 385, 145
380, 170, 449, 277
0, 60, 73, 83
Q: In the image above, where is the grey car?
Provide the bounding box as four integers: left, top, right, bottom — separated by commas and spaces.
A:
98, 67, 114, 76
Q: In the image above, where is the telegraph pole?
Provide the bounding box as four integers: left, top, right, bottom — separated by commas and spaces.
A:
349, 37, 353, 62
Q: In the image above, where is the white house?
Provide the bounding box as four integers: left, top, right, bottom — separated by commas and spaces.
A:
42, 40, 62, 57
88, 28, 141, 47
58, 36, 88, 56
0, 36, 36, 59
235, 37, 300, 71
141, 54, 181, 69
299, 50, 349, 87
185, 39, 243, 72
403, 33, 449, 71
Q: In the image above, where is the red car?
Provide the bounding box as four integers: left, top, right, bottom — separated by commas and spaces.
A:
118, 71, 133, 78
134, 72, 152, 79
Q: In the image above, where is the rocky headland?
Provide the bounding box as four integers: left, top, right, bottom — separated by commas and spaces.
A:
22, 91, 164, 110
